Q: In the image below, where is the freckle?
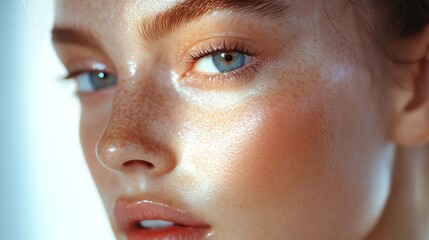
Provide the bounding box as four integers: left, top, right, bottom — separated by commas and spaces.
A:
271, 27, 278, 35
292, 92, 298, 100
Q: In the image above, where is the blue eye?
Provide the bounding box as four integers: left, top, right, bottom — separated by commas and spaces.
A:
212, 52, 246, 73
75, 71, 117, 92
194, 52, 252, 74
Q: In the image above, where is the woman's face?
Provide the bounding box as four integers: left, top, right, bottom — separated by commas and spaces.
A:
53, 0, 397, 239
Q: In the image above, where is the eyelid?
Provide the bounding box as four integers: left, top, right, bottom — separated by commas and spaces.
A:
184, 38, 262, 64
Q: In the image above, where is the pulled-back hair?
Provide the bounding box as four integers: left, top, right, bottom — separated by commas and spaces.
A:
382, 0, 429, 37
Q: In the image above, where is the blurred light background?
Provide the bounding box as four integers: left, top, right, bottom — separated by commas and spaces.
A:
0, 0, 115, 239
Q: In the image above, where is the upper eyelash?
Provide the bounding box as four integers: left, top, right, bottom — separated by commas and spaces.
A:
58, 70, 92, 82
57, 71, 77, 83
59, 72, 75, 81
59, 70, 105, 82
186, 39, 259, 63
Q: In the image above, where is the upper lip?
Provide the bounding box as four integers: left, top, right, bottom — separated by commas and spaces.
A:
114, 196, 209, 233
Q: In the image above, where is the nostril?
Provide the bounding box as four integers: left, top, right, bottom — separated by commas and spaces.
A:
96, 139, 176, 174
122, 160, 155, 170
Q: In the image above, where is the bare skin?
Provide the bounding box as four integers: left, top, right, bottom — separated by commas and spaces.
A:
53, 0, 429, 239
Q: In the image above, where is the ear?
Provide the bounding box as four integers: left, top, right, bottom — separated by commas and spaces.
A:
392, 24, 429, 147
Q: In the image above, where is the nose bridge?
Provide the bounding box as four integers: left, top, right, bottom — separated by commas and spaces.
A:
96, 75, 177, 174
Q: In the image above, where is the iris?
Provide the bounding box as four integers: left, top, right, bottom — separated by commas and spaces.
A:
77, 71, 117, 92
212, 52, 246, 73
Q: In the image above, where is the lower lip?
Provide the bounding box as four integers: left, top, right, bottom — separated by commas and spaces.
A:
127, 225, 209, 240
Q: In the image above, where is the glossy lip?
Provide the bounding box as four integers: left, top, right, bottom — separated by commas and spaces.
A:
114, 197, 211, 240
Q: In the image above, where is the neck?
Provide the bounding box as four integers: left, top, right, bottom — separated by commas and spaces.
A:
366, 145, 429, 240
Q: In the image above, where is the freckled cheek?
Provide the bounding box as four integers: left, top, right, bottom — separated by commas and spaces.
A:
181, 98, 331, 207
188, 78, 391, 238
185, 96, 357, 240
205, 103, 329, 203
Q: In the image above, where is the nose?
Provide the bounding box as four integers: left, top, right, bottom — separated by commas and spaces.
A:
96, 80, 177, 176
96, 135, 177, 175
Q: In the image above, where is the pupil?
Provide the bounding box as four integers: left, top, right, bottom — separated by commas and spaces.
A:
98, 72, 107, 79
224, 54, 234, 62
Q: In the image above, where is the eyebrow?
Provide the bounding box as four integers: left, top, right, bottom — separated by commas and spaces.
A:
140, 0, 292, 42
51, 0, 291, 48
51, 27, 102, 50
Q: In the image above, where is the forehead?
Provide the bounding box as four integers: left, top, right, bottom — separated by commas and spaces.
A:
54, 0, 301, 24
54, 0, 356, 33
54, 0, 178, 26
